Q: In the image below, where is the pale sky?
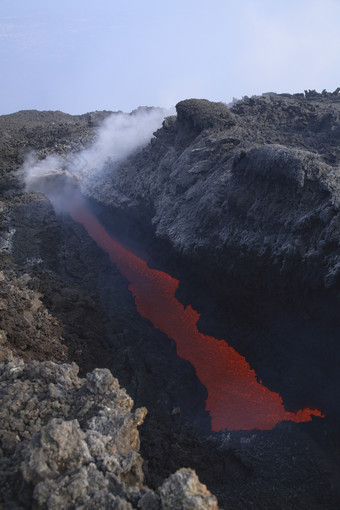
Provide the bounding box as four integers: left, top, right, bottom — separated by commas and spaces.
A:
1, 0, 340, 115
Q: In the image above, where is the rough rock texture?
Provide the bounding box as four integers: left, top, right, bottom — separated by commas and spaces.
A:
86, 95, 340, 299
85, 93, 340, 422
0, 354, 217, 509
158, 468, 218, 510
0, 269, 66, 362
0, 109, 111, 177
80, 94, 340, 507
0, 192, 116, 374
0, 107, 221, 509
1, 97, 340, 509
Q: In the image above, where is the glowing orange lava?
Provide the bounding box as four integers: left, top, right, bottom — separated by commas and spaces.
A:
71, 199, 324, 431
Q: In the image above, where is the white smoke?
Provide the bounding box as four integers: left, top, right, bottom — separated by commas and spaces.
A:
21, 106, 173, 212
70, 107, 173, 176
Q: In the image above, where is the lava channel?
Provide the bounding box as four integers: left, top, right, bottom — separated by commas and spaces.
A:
71, 199, 324, 431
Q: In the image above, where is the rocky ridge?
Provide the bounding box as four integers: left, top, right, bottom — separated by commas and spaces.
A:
0, 108, 221, 509
85, 93, 340, 425
0, 353, 217, 509
86, 95, 340, 298
81, 93, 340, 507
1, 94, 340, 509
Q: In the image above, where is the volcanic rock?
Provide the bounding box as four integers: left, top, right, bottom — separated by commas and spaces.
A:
84, 93, 340, 427
1, 95, 340, 509
86, 95, 340, 299
0, 354, 218, 509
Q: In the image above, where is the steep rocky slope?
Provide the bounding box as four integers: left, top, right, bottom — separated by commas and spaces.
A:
86, 93, 340, 423
87, 95, 340, 299
0, 110, 219, 509
1, 95, 340, 509
83, 93, 340, 506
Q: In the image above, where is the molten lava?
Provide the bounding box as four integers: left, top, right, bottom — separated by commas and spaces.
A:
71, 199, 324, 431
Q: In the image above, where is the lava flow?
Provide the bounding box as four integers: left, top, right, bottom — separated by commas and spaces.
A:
71, 199, 324, 431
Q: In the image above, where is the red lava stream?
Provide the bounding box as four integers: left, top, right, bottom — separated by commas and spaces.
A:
71, 200, 324, 431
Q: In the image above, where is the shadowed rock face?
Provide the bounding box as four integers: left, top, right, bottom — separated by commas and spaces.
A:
0, 107, 221, 509
86, 96, 340, 300
1, 95, 340, 509
81, 96, 340, 507
84, 95, 340, 422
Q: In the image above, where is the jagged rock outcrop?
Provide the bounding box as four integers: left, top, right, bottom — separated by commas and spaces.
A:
0, 354, 218, 509
158, 468, 218, 510
1, 96, 340, 509
0, 109, 220, 508
85, 95, 340, 300
83, 94, 340, 419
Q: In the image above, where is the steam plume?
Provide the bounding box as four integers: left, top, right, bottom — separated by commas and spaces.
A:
21, 107, 173, 212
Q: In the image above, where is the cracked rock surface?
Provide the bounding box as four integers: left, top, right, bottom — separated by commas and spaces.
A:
86, 96, 340, 299
1, 96, 340, 509
0, 354, 217, 509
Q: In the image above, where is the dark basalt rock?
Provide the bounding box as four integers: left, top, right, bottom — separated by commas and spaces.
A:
88, 96, 340, 300
83, 94, 340, 506
84, 99, 340, 424
1, 95, 340, 509
176, 99, 236, 131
